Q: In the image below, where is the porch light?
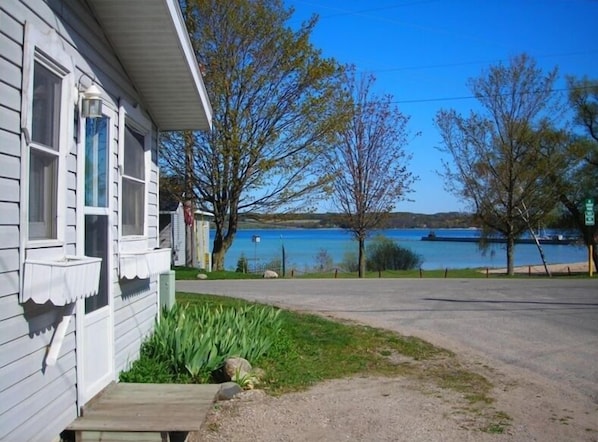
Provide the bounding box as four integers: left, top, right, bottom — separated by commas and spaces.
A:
81, 84, 103, 118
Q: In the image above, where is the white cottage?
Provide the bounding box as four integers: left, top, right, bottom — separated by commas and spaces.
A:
0, 1, 212, 440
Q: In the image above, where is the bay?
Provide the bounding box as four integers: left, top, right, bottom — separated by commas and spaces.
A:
213, 228, 588, 272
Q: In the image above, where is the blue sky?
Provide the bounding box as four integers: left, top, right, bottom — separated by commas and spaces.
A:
284, 0, 598, 214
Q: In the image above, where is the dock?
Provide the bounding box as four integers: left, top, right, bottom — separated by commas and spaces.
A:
65, 382, 221, 442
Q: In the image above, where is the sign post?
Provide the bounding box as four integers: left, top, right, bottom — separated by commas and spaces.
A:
585, 198, 595, 277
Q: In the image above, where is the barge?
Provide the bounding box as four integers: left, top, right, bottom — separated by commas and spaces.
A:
421, 232, 579, 245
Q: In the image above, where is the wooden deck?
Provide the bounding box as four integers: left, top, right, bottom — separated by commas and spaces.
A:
65, 382, 221, 442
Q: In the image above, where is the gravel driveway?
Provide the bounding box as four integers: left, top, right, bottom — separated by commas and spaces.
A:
178, 278, 598, 441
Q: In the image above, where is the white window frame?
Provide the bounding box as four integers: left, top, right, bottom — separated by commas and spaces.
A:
118, 101, 151, 252
20, 23, 74, 252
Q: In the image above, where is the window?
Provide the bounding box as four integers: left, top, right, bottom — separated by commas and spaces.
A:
28, 58, 65, 240
85, 117, 109, 207
122, 124, 146, 235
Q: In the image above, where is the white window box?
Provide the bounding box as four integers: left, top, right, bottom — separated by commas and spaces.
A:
22, 256, 102, 305
119, 248, 171, 280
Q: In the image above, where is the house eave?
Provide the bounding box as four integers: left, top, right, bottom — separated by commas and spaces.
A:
87, 0, 212, 131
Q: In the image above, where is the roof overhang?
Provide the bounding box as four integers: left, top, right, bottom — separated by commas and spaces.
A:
87, 0, 212, 131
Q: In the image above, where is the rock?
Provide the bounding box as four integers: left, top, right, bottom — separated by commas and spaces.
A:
263, 270, 278, 279
223, 357, 252, 382
196, 273, 208, 280
217, 382, 243, 401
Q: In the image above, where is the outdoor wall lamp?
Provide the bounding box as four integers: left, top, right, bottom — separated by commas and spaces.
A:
81, 83, 103, 118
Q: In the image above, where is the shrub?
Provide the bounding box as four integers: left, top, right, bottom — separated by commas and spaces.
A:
340, 251, 358, 272
314, 248, 333, 271
236, 254, 249, 273
367, 235, 422, 271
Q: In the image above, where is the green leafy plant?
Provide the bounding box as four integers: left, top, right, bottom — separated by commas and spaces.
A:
232, 367, 260, 390
123, 303, 282, 383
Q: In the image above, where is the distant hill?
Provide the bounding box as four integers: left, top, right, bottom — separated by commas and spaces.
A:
238, 212, 476, 229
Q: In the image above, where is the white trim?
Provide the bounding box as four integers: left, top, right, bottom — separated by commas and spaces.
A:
76, 104, 117, 410
118, 100, 152, 252
20, 22, 75, 289
164, 0, 213, 127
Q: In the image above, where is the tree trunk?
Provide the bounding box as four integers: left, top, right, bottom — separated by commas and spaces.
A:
212, 248, 226, 272
211, 222, 237, 271
358, 237, 366, 278
506, 236, 515, 276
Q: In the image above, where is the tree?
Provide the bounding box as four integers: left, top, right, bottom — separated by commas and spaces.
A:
161, 0, 346, 270
324, 69, 415, 277
555, 77, 598, 270
435, 54, 563, 275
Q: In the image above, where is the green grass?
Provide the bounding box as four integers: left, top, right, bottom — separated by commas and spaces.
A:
297, 268, 489, 279
175, 293, 489, 398
124, 292, 509, 432
174, 266, 262, 280
175, 265, 594, 280
175, 266, 490, 280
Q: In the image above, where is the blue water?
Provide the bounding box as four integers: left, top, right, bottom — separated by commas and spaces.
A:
212, 228, 588, 271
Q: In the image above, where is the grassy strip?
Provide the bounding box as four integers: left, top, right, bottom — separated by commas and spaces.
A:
124, 292, 509, 432
175, 267, 491, 280
176, 293, 510, 432
175, 293, 484, 396
174, 267, 262, 280
175, 266, 590, 280
175, 293, 449, 393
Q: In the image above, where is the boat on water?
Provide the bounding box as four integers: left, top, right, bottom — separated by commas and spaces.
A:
421, 231, 579, 245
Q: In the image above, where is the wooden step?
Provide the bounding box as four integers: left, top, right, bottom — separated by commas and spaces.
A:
65, 383, 221, 442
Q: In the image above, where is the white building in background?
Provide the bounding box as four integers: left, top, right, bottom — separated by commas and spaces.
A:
195, 210, 213, 272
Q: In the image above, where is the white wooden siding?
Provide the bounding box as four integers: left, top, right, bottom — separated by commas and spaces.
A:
0, 0, 164, 440
113, 279, 159, 374
0, 272, 18, 298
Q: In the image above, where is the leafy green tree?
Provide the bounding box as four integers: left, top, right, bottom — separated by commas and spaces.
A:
555, 77, 598, 270
324, 68, 415, 277
161, 0, 347, 270
436, 54, 563, 275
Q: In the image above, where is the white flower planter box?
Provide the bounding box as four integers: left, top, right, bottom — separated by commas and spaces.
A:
22, 256, 102, 305
119, 248, 171, 279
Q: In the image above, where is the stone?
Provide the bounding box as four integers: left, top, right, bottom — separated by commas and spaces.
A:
217, 382, 243, 401
263, 270, 278, 279
223, 357, 252, 381
196, 273, 208, 280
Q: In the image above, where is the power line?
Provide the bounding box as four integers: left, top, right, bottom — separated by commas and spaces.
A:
383, 85, 593, 106
360, 50, 598, 75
